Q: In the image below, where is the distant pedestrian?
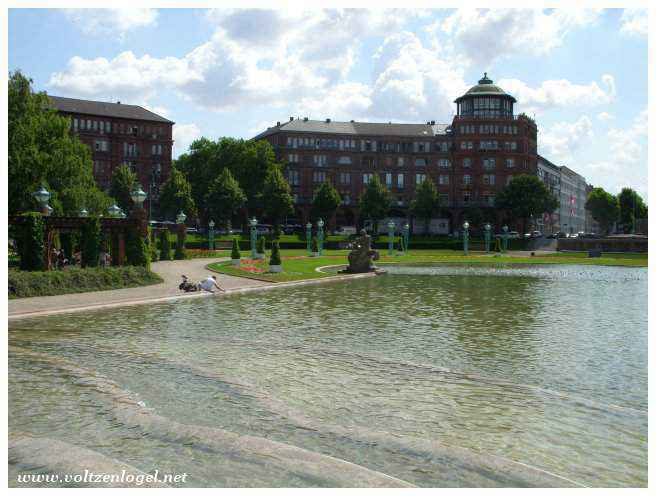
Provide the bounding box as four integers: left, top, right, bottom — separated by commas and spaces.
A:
198, 275, 225, 293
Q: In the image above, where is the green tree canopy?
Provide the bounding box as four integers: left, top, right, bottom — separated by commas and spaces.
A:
8, 70, 112, 216
495, 174, 559, 233
205, 168, 246, 229
311, 181, 341, 223
410, 177, 438, 234
359, 175, 392, 233
158, 167, 197, 222
617, 188, 647, 233
261, 166, 294, 231
585, 187, 619, 234
109, 164, 137, 213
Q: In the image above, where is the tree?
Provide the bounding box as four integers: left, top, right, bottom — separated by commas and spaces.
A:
410, 178, 438, 235
8, 70, 112, 216
359, 175, 391, 233
496, 174, 559, 234
158, 167, 197, 222
617, 188, 647, 233
261, 166, 294, 233
109, 164, 137, 213
205, 168, 246, 229
311, 181, 341, 223
585, 187, 619, 234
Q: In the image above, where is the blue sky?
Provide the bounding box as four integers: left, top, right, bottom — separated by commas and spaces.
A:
8, 7, 649, 199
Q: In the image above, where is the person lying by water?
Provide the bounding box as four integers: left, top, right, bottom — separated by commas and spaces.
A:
197, 275, 225, 293
179, 275, 199, 292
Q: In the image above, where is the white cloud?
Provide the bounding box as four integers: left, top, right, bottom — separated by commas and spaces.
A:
539, 115, 594, 161
597, 111, 613, 122
173, 123, 202, 158
620, 8, 648, 37
436, 8, 602, 66
63, 9, 158, 38
499, 75, 615, 115
607, 108, 647, 165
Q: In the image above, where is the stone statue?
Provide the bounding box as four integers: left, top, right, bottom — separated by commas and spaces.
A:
344, 229, 380, 273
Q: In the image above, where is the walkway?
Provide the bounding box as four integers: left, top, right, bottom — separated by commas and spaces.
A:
8, 257, 268, 320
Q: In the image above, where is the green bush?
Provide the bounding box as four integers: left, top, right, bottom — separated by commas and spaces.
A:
311, 237, 319, 253
125, 228, 150, 268
19, 212, 45, 271
270, 241, 281, 265
8, 266, 163, 299
257, 236, 266, 254
80, 217, 102, 268
174, 231, 186, 260
159, 230, 172, 261
147, 230, 159, 262
231, 238, 241, 259
60, 232, 78, 260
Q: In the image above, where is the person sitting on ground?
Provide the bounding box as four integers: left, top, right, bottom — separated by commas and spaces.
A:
179, 275, 198, 292
197, 275, 225, 293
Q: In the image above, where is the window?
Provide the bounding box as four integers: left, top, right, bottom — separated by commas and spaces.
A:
313, 155, 327, 167
124, 142, 138, 157
287, 170, 300, 186
438, 174, 449, 185
505, 158, 515, 168
313, 171, 326, 183
342, 194, 351, 205
288, 154, 299, 163
506, 175, 513, 185
436, 142, 449, 152
438, 158, 450, 168
483, 193, 495, 206
463, 192, 471, 204
385, 173, 392, 188
80, 119, 86, 130
463, 174, 471, 185
363, 173, 373, 184
504, 141, 518, 151
337, 156, 352, 165
152, 144, 163, 156
397, 173, 404, 189
73, 118, 79, 131
397, 157, 405, 167
439, 193, 449, 205
416, 173, 426, 185
415, 158, 427, 166
483, 158, 496, 170
483, 174, 495, 185
463, 158, 471, 168
340, 172, 351, 185
93, 120, 98, 131
94, 140, 109, 152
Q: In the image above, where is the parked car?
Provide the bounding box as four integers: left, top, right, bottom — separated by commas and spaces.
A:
256, 224, 272, 234
508, 231, 520, 239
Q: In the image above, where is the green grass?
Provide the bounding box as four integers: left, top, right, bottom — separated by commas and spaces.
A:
207, 248, 647, 283
8, 266, 164, 299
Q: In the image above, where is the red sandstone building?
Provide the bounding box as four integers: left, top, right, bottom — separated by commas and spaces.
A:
49, 96, 174, 216
255, 73, 539, 232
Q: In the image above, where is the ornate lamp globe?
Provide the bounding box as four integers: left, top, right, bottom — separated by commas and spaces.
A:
250, 217, 258, 227
130, 185, 147, 208
120, 211, 127, 219
209, 220, 215, 228
33, 186, 51, 207
485, 223, 491, 231
79, 207, 89, 217
108, 204, 122, 217
403, 223, 410, 231
503, 225, 509, 232
317, 218, 324, 228
388, 220, 395, 230
463, 221, 470, 230
176, 211, 187, 224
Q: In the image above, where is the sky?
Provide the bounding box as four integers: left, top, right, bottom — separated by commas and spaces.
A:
8, 7, 649, 199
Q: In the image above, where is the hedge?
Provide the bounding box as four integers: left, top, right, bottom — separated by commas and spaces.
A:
81, 217, 102, 268
19, 212, 45, 271
159, 230, 172, 261
125, 229, 150, 268
8, 266, 163, 299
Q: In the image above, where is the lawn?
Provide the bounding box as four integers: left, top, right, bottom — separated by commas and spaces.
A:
207, 248, 647, 283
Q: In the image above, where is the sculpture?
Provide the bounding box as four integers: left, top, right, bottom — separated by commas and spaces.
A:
344, 229, 380, 273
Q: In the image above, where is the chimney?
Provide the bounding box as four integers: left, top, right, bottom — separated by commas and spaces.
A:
290, 116, 294, 121
325, 118, 331, 123
117, 101, 121, 104
303, 117, 308, 122
350, 119, 355, 123
277, 121, 281, 126
431, 120, 435, 125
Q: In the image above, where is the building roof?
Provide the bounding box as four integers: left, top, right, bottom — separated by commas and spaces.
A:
48, 95, 174, 124
454, 73, 516, 103
253, 118, 451, 140
537, 155, 561, 172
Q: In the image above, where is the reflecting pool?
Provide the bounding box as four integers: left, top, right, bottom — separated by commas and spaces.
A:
8, 264, 647, 487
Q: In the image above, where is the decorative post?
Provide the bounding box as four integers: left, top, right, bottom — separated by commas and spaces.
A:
108, 204, 122, 218
387, 220, 395, 256
502, 225, 509, 252
317, 218, 324, 255
463, 221, 469, 256
208, 220, 215, 251
484, 222, 491, 253
79, 207, 89, 217
306, 222, 312, 254
33, 186, 51, 216
175, 211, 187, 260
403, 222, 410, 254
130, 184, 148, 238
250, 217, 258, 259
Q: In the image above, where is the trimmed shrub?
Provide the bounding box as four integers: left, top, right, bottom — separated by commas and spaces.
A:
174, 231, 186, 260
257, 236, 266, 254
60, 232, 77, 260
269, 241, 281, 265
125, 228, 150, 268
231, 238, 241, 259
80, 216, 102, 268
147, 230, 159, 262
19, 212, 45, 271
311, 237, 319, 253
159, 230, 172, 261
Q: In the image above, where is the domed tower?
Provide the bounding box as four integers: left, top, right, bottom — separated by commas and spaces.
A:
454, 73, 516, 118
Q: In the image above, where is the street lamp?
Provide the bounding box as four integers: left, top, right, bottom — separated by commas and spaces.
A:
317, 218, 324, 255
484, 223, 492, 253
250, 217, 258, 259
502, 225, 509, 252
306, 222, 312, 254
108, 204, 122, 218
120, 210, 127, 219
79, 207, 89, 217
33, 186, 51, 214
463, 221, 470, 256
387, 220, 396, 256
45, 205, 54, 216
130, 185, 147, 209
208, 220, 215, 250
176, 211, 187, 224
403, 222, 410, 254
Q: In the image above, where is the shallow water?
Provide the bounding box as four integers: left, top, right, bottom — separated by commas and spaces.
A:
8, 264, 648, 487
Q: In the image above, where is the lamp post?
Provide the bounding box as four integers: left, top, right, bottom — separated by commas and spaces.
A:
484, 223, 491, 253
208, 220, 215, 251
502, 225, 509, 252
387, 220, 395, 256
317, 218, 324, 255
403, 222, 410, 254
306, 222, 312, 254
130, 185, 147, 211
176, 211, 187, 224
33, 186, 51, 215
108, 204, 122, 218
463, 221, 470, 256
250, 217, 258, 259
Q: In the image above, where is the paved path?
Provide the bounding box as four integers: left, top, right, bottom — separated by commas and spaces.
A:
8, 258, 269, 320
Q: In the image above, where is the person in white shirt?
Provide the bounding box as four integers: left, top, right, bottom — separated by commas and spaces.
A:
198, 275, 225, 293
